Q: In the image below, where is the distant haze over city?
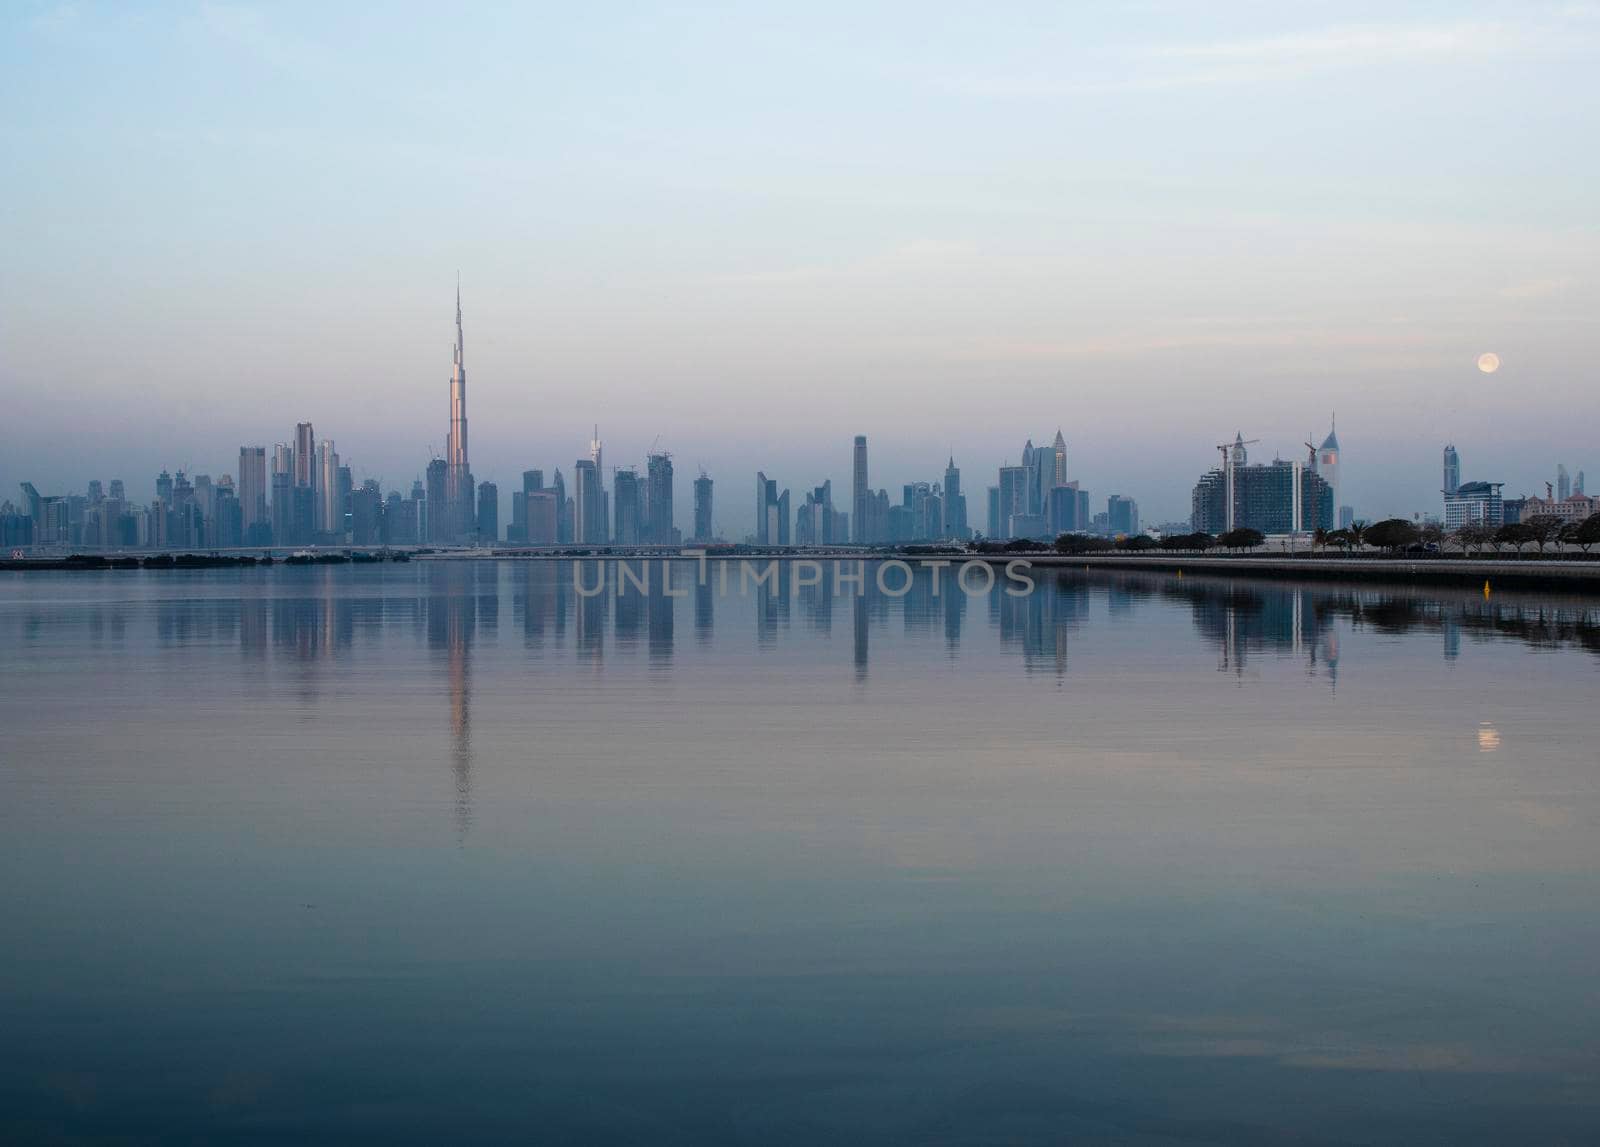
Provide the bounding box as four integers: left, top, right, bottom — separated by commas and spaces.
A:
3, 2, 1596, 531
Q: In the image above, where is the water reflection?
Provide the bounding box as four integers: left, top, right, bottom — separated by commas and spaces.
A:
7, 563, 1600, 681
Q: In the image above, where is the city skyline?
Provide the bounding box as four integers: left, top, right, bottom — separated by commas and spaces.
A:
4, 4, 1598, 524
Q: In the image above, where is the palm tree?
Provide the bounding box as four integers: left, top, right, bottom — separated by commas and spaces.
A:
1346, 520, 1368, 551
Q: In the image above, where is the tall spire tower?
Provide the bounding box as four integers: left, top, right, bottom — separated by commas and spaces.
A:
445, 279, 473, 542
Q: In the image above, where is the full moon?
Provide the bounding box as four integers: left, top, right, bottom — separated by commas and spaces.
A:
1477, 352, 1501, 373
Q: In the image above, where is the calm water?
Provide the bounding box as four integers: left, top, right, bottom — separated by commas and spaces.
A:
3, 560, 1598, 1145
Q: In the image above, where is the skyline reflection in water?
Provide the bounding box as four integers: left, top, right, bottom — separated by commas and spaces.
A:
2, 561, 1598, 1145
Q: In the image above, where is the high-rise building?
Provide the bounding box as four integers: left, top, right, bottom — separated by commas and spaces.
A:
1577, 470, 1587, 496
693, 470, 714, 542
509, 469, 543, 542
525, 490, 558, 544
613, 468, 641, 544
552, 468, 571, 543
645, 452, 674, 544
756, 473, 789, 546
239, 447, 267, 540
852, 436, 869, 543
425, 458, 448, 544
1443, 481, 1504, 530
997, 465, 1028, 539
1557, 464, 1571, 501
270, 447, 293, 545
317, 441, 340, 536
476, 481, 498, 543
795, 480, 838, 545
1192, 457, 1333, 535
1442, 444, 1460, 496
351, 480, 383, 545
943, 457, 968, 539
1107, 495, 1139, 536
574, 459, 606, 544
295, 423, 316, 487
1316, 418, 1343, 524
445, 285, 473, 544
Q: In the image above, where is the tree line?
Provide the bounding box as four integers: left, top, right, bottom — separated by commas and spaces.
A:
959, 511, 1600, 558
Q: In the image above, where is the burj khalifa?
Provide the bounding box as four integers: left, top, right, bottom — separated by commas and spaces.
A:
445, 282, 474, 542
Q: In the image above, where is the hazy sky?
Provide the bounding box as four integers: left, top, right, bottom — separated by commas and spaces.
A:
2, 1, 1596, 531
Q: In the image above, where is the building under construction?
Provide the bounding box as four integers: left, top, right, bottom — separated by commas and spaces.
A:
1191, 437, 1335, 535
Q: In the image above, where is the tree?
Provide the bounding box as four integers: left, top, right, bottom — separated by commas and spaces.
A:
1523, 514, 1564, 554
1455, 523, 1493, 556
1311, 527, 1328, 554
1495, 522, 1533, 553
1419, 521, 1445, 550
1345, 520, 1368, 550
1365, 518, 1421, 553
1115, 534, 1157, 551
1218, 527, 1265, 551
1560, 513, 1600, 554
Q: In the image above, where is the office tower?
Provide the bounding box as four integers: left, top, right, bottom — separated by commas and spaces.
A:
107, 479, 124, 502
336, 465, 352, 540
1443, 481, 1505, 529
1316, 418, 1341, 522
589, 427, 607, 540
1577, 470, 1586, 495
941, 456, 968, 539
87, 480, 103, 505
351, 480, 382, 545
1442, 444, 1460, 496
693, 470, 714, 542
270, 447, 292, 545
476, 481, 498, 543
796, 480, 837, 545
645, 452, 674, 545
425, 458, 448, 544
756, 473, 790, 546
526, 490, 559, 544
509, 469, 542, 542
317, 441, 339, 535
295, 422, 315, 486
997, 465, 1027, 539
1557, 464, 1571, 501
1051, 430, 1068, 488
212, 485, 241, 548
445, 285, 472, 544
156, 469, 173, 505
852, 436, 869, 543
1049, 482, 1085, 533
551, 468, 571, 543
613, 468, 641, 544
1107, 495, 1139, 536
238, 447, 267, 539
574, 459, 606, 544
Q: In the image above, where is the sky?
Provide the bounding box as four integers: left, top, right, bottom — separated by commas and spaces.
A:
2, 1, 1596, 532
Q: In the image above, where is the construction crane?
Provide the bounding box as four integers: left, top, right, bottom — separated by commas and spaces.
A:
1215, 437, 1260, 468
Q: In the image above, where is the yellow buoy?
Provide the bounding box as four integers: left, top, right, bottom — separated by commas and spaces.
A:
1177, 569, 1183, 579
1483, 579, 1491, 598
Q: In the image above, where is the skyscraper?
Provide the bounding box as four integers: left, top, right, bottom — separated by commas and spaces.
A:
1442, 444, 1460, 496
693, 470, 714, 542
852, 436, 869, 543
476, 481, 498, 543
645, 452, 674, 544
756, 473, 789, 546
318, 440, 339, 536
294, 423, 315, 487
1317, 418, 1342, 522
574, 459, 605, 544
943, 456, 967, 539
270, 446, 292, 545
239, 447, 267, 541
613, 467, 641, 544
446, 284, 472, 544
1557, 464, 1571, 501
